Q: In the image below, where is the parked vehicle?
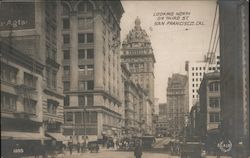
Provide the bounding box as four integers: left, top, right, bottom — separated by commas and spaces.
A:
140, 136, 156, 149
87, 141, 99, 153
180, 141, 204, 158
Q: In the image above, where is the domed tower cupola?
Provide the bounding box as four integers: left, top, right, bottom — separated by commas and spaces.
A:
135, 16, 141, 30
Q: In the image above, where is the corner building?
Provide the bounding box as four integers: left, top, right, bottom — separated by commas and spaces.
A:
0, 0, 65, 156
61, 0, 124, 142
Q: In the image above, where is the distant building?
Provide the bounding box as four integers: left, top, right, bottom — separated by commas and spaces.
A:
121, 17, 155, 135
156, 103, 168, 136
198, 72, 220, 153
121, 17, 155, 101
219, 0, 249, 157
166, 74, 189, 136
185, 57, 220, 110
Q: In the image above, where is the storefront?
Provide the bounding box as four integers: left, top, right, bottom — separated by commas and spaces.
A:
1, 131, 49, 158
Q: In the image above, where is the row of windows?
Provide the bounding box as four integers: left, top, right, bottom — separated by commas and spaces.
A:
63, 18, 94, 30
65, 111, 97, 124
1, 92, 17, 112
63, 49, 94, 60
63, 33, 94, 44
209, 82, 220, 92
1, 63, 18, 84
191, 66, 219, 71
78, 95, 94, 106
192, 72, 205, 76
209, 112, 220, 123
1, 92, 37, 115
1, 64, 38, 89
209, 97, 220, 108
192, 78, 203, 82
63, 80, 94, 91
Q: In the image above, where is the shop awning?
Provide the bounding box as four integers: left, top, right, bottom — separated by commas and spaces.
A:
46, 132, 68, 141
1, 131, 50, 140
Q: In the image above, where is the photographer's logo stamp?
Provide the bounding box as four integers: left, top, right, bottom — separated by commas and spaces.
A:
217, 140, 232, 153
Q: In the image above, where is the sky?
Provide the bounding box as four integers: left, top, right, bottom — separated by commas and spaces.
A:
120, 0, 219, 103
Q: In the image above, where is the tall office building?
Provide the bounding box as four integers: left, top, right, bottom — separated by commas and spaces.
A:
185, 56, 220, 110
121, 17, 155, 102
166, 73, 189, 135
61, 1, 124, 142
121, 17, 155, 135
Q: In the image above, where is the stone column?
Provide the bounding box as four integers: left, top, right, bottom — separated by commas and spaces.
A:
69, 11, 79, 107
93, 11, 103, 90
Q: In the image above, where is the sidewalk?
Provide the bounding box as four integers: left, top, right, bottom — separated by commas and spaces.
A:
206, 156, 231, 158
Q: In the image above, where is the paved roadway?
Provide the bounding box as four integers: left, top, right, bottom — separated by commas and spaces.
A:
54, 137, 233, 158
56, 150, 179, 158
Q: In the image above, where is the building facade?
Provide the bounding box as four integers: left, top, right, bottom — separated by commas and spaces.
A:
198, 72, 221, 153
61, 0, 124, 143
185, 57, 220, 110
219, 0, 249, 157
121, 17, 155, 135
0, 1, 65, 157
121, 64, 152, 136
1, 42, 46, 157
166, 74, 189, 137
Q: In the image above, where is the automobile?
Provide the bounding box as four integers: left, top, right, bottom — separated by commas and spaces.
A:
87, 141, 99, 153
180, 141, 204, 158
140, 136, 156, 149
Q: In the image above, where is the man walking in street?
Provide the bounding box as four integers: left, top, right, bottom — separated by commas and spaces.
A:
134, 139, 143, 158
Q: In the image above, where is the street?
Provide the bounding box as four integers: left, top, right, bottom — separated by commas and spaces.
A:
56, 149, 179, 158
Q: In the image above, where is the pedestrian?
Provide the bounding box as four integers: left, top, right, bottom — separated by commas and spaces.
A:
77, 142, 80, 153
68, 142, 73, 155
134, 140, 142, 158
81, 142, 84, 153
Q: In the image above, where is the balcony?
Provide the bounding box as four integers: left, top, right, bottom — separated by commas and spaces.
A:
13, 111, 37, 119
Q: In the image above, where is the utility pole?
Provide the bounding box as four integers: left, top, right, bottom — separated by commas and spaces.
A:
83, 105, 87, 151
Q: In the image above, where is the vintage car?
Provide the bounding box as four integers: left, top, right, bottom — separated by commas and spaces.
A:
180, 141, 204, 158
87, 141, 99, 153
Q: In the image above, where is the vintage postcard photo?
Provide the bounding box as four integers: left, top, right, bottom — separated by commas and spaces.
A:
0, 0, 249, 158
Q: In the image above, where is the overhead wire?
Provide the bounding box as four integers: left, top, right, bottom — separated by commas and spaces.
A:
205, 2, 219, 73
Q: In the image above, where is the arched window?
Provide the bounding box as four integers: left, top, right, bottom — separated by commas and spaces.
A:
77, 1, 93, 14
62, 3, 70, 15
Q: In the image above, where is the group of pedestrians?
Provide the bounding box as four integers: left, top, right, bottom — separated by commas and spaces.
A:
67, 142, 87, 155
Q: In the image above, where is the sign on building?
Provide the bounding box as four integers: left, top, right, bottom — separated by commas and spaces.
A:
0, 2, 35, 30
